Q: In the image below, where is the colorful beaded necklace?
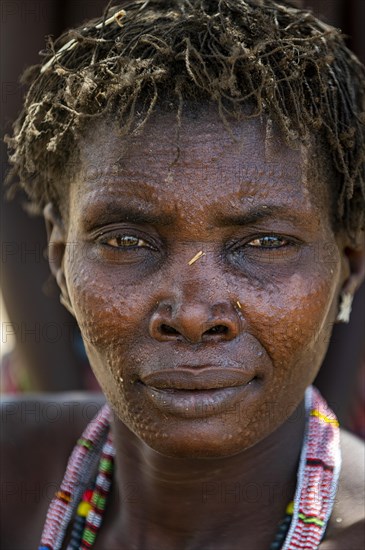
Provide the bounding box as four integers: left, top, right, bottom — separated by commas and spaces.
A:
39, 386, 341, 550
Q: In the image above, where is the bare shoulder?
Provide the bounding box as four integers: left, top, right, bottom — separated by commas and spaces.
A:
0, 392, 105, 550
320, 429, 365, 550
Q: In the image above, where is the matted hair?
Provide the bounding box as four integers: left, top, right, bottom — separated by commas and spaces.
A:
5, 0, 365, 237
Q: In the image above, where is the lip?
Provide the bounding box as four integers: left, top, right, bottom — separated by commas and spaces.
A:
140, 366, 255, 390
140, 384, 257, 419
139, 367, 257, 418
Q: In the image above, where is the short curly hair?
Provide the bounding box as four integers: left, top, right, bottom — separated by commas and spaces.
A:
5, 0, 365, 238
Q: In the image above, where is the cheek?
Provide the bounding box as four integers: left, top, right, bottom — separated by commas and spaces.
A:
244, 269, 338, 372
65, 253, 164, 410
66, 252, 144, 350
65, 263, 150, 426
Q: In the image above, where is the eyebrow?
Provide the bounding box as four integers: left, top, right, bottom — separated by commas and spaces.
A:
81, 203, 175, 229
216, 204, 307, 226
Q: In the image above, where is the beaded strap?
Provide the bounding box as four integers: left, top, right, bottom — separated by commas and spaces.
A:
66, 433, 115, 550
282, 386, 341, 549
80, 434, 115, 549
39, 403, 111, 550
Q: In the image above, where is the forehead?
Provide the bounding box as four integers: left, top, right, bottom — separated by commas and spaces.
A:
70, 109, 330, 226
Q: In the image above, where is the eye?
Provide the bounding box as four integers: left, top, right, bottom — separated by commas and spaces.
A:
104, 234, 150, 249
247, 235, 289, 249
228, 233, 301, 270
98, 231, 155, 251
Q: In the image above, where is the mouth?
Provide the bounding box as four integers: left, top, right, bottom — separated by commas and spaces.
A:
138, 367, 258, 418
140, 366, 255, 390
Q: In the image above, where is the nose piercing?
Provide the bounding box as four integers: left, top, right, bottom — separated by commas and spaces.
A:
188, 251, 205, 265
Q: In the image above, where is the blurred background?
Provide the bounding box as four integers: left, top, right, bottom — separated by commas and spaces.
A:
1, 0, 364, 437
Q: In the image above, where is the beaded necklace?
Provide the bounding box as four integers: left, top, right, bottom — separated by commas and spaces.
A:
39, 386, 341, 550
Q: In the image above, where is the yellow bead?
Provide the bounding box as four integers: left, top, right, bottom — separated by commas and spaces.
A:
286, 501, 294, 515
77, 501, 92, 517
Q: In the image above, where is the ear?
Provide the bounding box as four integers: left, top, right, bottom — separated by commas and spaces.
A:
340, 232, 365, 296
43, 202, 74, 316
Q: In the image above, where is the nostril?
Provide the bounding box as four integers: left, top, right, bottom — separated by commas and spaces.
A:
160, 324, 180, 336
205, 325, 228, 336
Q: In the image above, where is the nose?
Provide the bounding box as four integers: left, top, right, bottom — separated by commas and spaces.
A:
149, 301, 241, 344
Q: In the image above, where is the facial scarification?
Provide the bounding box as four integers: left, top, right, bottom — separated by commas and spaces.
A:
62, 111, 344, 458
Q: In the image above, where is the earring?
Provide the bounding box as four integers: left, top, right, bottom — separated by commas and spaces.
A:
336, 292, 353, 323
60, 293, 74, 316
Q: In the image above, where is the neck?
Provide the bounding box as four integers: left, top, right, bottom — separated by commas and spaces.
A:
100, 400, 306, 549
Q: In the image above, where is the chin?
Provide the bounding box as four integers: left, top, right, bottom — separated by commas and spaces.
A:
107, 382, 296, 459
132, 419, 263, 459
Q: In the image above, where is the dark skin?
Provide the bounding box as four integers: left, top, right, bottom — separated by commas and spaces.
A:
2, 109, 365, 549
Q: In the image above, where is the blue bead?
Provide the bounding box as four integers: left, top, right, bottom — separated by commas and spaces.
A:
282, 516, 292, 525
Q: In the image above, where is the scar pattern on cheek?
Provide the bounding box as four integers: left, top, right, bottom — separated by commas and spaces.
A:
242, 273, 336, 359
71, 284, 135, 348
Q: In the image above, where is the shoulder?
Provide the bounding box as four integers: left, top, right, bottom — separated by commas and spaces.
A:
0, 392, 105, 550
320, 429, 364, 550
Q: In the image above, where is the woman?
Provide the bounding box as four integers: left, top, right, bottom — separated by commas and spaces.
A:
3, 0, 365, 548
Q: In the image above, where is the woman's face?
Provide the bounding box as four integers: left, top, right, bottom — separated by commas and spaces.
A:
61, 110, 347, 458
